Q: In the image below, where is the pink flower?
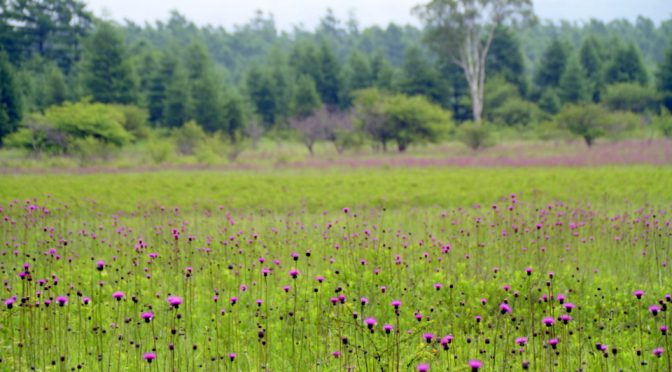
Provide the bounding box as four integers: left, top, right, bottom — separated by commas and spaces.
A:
468, 360, 483, 370
167, 296, 183, 308
143, 352, 156, 363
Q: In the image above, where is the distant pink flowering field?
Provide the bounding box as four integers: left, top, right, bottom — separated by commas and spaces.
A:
0, 166, 671, 370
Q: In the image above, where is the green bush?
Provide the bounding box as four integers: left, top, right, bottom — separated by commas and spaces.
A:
535, 121, 572, 142
491, 98, 542, 126
146, 139, 174, 164
71, 136, 118, 166
602, 83, 659, 113
457, 121, 493, 151
555, 104, 611, 146
174, 121, 206, 155
604, 111, 642, 140
484, 77, 520, 119
113, 105, 150, 140
45, 101, 133, 146
654, 109, 672, 138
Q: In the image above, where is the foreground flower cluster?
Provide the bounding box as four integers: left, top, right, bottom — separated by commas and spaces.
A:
0, 195, 670, 370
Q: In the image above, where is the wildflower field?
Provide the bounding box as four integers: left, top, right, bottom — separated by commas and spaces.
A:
1, 166, 672, 371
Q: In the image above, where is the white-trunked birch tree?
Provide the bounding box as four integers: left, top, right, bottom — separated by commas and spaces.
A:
414, 0, 535, 122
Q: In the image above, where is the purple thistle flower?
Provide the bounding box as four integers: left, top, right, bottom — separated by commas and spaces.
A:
230, 297, 238, 305
383, 324, 394, 334
228, 353, 236, 361
440, 335, 454, 346
499, 303, 512, 314
167, 296, 183, 308
364, 317, 377, 329
96, 260, 105, 271
634, 290, 645, 299
360, 297, 369, 306
332, 351, 341, 358
4, 296, 16, 309
56, 296, 68, 306
82, 297, 91, 305
417, 363, 430, 372
649, 305, 661, 316
423, 333, 434, 343
563, 303, 575, 312
548, 338, 559, 349
559, 314, 573, 324
660, 325, 668, 335
141, 311, 154, 322
289, 269, 300, 279
468, 359, 483, 371
391, 300, 402, 309
515, 337, 528, 346
653, 347, 664, 357
112, 291, 125, 300
143, 352, 156, 363
542, 317, 555, 327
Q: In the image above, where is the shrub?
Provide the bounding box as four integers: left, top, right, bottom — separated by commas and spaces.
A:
45, 101, 133, 146
174, 121, 206, 155
654, 109, 672, 138
146, 139, 174, 164
113, 105, 150, 140
555, 104, 610, 147
491, 98, 542, 127
71, 136, 118, 165
602, 83, 659, 113
457, 121, 493, 151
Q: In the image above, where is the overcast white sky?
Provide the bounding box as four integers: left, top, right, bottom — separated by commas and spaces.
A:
87, 0, 672, 30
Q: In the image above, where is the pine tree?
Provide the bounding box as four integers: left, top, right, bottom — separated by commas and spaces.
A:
292, 75, 322, 118
317, 41, 341, 108
82, 22, 136, 104
147, 53, 176, 124
132, 44, 159, 107
658, 41, 672, 111
605, 43, 649, 86
163, 61, 190, 128
246, 65, 276, 127
221, 90, 246, 142
370, 50, 396, 91
399, 46, 446, 105
346, 50, 373, 91
579, 36, 604, 102
45, 65, 67, 107
268, 52, 293, 124
486, 26, 527, 96
0, 51, 22, 142
535, 39, 569, 90
559, 57, 589, 104
186, 42, 222, 132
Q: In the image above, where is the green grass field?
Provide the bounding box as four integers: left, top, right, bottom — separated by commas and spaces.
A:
2, 166, 671, 213
1, 166, 671, 371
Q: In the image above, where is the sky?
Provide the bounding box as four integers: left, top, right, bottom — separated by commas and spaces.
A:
87, 0, 672, 31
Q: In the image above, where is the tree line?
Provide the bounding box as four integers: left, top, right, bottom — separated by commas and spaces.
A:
1, 0, 672, 159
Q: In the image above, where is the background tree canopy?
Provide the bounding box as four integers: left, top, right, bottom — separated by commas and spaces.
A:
0, 0, 671, 155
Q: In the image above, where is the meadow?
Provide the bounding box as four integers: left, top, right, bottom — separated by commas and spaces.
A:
1, 166, 671, 371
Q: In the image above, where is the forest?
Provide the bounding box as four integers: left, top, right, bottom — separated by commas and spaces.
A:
0, 0, 671, 164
